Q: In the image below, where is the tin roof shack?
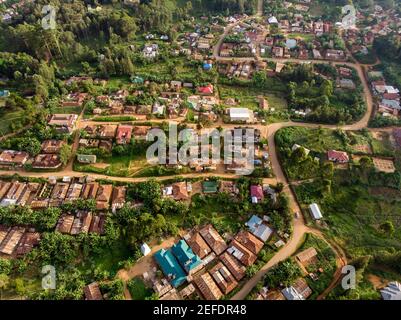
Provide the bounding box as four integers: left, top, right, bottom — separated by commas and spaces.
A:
96, 184, 113, 210
234, 230, 264, 255
89, 215, 106, 235
15, 231, 40, 257
219, 251, 246, 281
41, 140, 65, 154
0, 225, 10, 247
48, 114, 78, 134
296, 247, 318, 267
227, 240, 257, 266
84, 282, 103, 300
209, 262, 238, 295
0, 150, 29, 167
183, 231, 212, 259
49, 182, 69, 207
0, 182, 12, 200
194, 272, 223, 300
81, 182, 99, 199
0, 227, 25, 255
32, 154, 62, 170
56, 214, 75, 234
199, 225, 227, 255
71, 211, 93, 235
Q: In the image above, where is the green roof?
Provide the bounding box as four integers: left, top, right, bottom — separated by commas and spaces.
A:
202, 181, 218, 193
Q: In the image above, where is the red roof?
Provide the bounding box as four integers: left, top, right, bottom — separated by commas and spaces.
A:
250, 185, 264, 200
327, 150, 349, 163
383, 93, 400, 100
197, 84, 214, 95
116, 125, 133, 143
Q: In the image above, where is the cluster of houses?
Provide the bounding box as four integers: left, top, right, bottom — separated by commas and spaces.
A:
0, 178, 126, 212
262, 34, 345, 61
0, 225, 40, 258
55, 211, 106, 236
79, 124, 150, 162
369, 71, 400, 118
177, 31, 216, 58
151, 215, 274, 300
0, 139, 68, 170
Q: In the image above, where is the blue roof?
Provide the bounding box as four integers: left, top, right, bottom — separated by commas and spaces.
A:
246, 215, 262, 230
203, 63, 212, 70
171, 240, 202, 273
154, 248, 187, 287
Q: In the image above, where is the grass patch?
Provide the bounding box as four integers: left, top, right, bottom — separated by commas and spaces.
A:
127, 277, 153, 300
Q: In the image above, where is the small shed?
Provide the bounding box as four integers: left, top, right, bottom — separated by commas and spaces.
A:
141, 243, 151, 256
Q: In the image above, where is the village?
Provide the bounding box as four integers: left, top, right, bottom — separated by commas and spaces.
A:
1, 0, 401, 303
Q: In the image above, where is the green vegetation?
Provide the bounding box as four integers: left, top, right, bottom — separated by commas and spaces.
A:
127, 277, 153, 300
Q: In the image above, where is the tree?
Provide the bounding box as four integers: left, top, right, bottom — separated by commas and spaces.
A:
0, 273, 10, 299
380, 220, 395, 236
60, 144, 72, 166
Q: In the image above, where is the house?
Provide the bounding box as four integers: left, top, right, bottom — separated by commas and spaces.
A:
0, 227, 25, 255
272, 46, 284, 58
245, 215, 273, 242
220, 252, 245, 281
268, 16, 278, 24
202, 181, 218, 194
0, 182, 11, 200
194, 273, 223, 300
153, 278, 173, 298
84, 282, 103, 300
32, 154, 62, 169
340, 79, 356, 90
154, 248, 187, 288
89, 214, 106, 235
380, 282, 401, 300
116, 125, 133, 145
292, 278, 313, 299
183, 231, 211, 259
15, 231, 40, 257
199, 225, 227, 255
81, 182, 99, 199
62, 92, 87, 107
219, 181, 239, 195
325, 49, 345, 60
0, 150, 29, 167
227, 240, 257, 266
133, 127, 149, 140
96, 184, 113, 210
171, 240, 203, 275
48, 114, 78, 134
309, 203, 323, 220
1, 182, 27, 207
98, 125, 117, 139
50, 183, 69, 206
327, 150, 349, 163
141, 243, 151, 256
234, 230, 264, 255
229, 108, 253, 123
281, 286, 304, 300
250, 185, 264, 203
77, 154, 97, 164
111, 186, 126, 211
30, 154, 61, 171
170, 182, 190, 201
296, 247, 318, 266
66, 183, 83, 202
197, 84, 214, 95
71, 211, 93, 235
41, 140, 65, 154
0, 225, 10, 249
209, 262, 238, 294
